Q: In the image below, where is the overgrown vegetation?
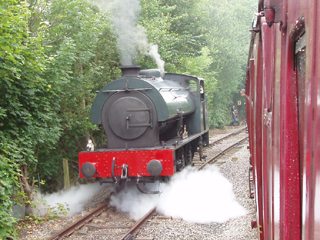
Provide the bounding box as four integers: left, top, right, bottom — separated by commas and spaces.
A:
0, 0, 256, 237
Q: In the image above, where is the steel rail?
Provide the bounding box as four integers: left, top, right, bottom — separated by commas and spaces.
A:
120, 207, 156, 240
209, 127, 246, 146
198, 136, 248, 170
47, 201, 110, 240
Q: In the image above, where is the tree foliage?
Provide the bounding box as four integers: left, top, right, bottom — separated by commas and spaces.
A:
27, 0, 120, 190
0, 0, 60, 236
205, 0, 256, 127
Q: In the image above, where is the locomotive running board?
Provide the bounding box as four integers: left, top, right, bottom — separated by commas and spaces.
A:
165, 130, 209, 150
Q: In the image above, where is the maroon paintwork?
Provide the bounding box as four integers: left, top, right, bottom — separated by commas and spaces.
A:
246, 0, 320, 239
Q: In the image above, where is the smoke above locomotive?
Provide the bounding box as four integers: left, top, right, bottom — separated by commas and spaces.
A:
90, 0, 165, 73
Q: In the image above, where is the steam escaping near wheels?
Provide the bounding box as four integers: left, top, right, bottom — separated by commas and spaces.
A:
110, 165, 247, 223
34, 183, 106, 217
33, 164, 246, 223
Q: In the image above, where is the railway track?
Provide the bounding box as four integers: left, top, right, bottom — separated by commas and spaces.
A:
198, 135, 248, 170
193, 126, 247, 168
208, 126, 246, 146
47, 203, 156, 240
47, 127, 248, 240
48, 202, 111, 240
120, 207, 156, 240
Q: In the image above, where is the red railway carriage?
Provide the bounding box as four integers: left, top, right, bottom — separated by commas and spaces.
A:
246, 0, 320, 239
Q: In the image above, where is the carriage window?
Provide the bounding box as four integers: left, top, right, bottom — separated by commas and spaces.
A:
295, 33, 306, 83
295, 33, 306, 113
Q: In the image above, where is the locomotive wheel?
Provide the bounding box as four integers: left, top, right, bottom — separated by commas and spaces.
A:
184, 144, 193, 166
176, 148, 185, 172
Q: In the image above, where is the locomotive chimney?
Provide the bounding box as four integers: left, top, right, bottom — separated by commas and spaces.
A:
120, 65, 141, 77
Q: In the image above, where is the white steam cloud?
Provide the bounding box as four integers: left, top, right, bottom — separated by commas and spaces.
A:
89, 0, 165, 73
110, 165, 247, 223
107, 0, 142, 65
148, 45, 165, 74
34, 166, 246, 224
36, 183, 105, 216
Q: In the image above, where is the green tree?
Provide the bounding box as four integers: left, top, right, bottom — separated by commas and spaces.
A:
139, 0, 210, 71
158, 0, 208, 58
0, 0, 61, 236
26, 0, 120, 190
179, 47, 217, 122
201, 0, 256, 127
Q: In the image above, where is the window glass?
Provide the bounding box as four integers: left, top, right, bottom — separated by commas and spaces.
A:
186, 80, 198, 92
295, 32, 306, 171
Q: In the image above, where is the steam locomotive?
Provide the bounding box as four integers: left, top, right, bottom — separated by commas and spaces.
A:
79, 66, 209, 193
246, 0, 320, 239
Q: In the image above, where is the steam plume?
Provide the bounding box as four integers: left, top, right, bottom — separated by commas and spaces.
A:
110, 165, 247, 223
89, 0, 165, 73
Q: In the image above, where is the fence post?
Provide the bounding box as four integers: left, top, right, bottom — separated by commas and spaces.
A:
63, 158, 70, 190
